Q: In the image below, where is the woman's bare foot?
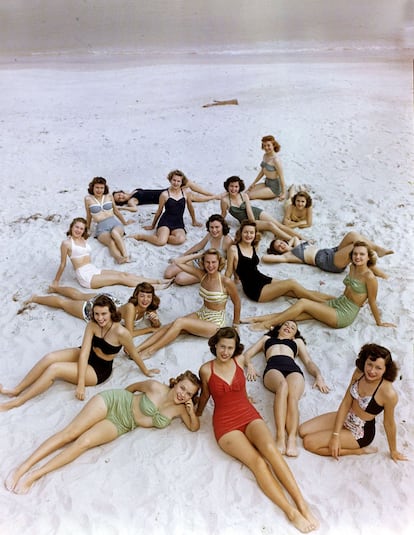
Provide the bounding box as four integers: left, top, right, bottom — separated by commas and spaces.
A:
116, 256, 130, 264
286, 436, 299, 457
0, 384, 18, 397
276, 436, 287, 455
126, 234, 142, 241
288, 509, 318, 533
139, 349, 155, 361
376, 247, 394, 257
5, 469, 21, 492
13, 473, 36, 494
16, 299, 35, 315
360, 446, 378, 455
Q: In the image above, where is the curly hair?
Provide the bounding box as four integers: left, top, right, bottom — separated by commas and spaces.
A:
112, 190, 127, 206
167, 169, 188, 186
355, 343, 398, 382
350, 241, 377, 267
91, 294, 122, 323
200, 248, 226, 272
88, 176, 109, 195
66, 217, 88, 239
261, 135, 280, 152
223, 176, 245, 192
292, 191, 312, 208
234, 220, 261, 248
208, 327, 244, 357
206, 214, 230, 235
128, 282, 160, 312
169, 370, 201, 403
265, 321, 306, 344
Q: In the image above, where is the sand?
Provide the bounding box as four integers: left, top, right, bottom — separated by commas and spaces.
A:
0, 41, 413, 535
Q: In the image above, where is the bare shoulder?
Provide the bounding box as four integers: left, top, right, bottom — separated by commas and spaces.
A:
199, 361, 212, 379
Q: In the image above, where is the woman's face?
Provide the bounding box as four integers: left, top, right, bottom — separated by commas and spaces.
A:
241, 225, 256, 244
93, 305, 111, 327
203, 253, 220, 274
272, 239, 288, 253
351, 245, 369, 267
227, 181, 240, 194
364, 357, 386, 382
113, 191, 127, 203
208, 220, 223, 238
263, 140, 274, 153
71, 221, 86, 237
93, 182, 106, 196
278, 321, 298, 339
137, 291, 153, 309
173, 378, 198, 404
170, 174, 183, 188
215, 337, 236, 363
294, 195, 307, 209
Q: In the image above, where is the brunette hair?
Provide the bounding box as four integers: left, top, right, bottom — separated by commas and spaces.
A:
223, 176, 245, 192
261, 135, 280, 152
355, 343, 398, 382
292, 191, 312, 207
350, 241, 377, 267
169, 370, 201, 403
206, 214, 230, 235
201, 248, 226, 272
234, 220, 261, 248
128, 283, 160, 311
266, 322, 306, 344
66, 217, 88, 239
113, 190, 127, 206
267, 238, 289, 255
167, 169, 188, 185
208, 327, 244, 357
88, 176, 109, 195
91, 294, 122, 323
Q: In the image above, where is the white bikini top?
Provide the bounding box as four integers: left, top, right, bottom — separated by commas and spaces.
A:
70, 238, 91, 259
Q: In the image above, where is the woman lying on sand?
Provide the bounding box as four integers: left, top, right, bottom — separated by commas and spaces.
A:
247, 135, 286, 201
300, 344, 407, 461
113, 179, 217, 212
26, 282, 161, 338
127, 170, 202, 246
85, 176, 133, 263
52, 217, 170, 290
283, 187, 313, 229
5, 371, 200, 494
0, 296, 160, 412
164, 214, 233, 285
242, 241, 396, 330
221, 176, 301, 241
196, 327, 319, 533
244, 321, 329, 457
225, 220, 333, 304
264, 230, 392, 278
134, 249, 240, 360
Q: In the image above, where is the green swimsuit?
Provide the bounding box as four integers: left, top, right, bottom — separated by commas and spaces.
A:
327, 274, 367, 328
99, 389, 171, 436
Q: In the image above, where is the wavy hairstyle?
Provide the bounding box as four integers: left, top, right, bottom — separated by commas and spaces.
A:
265, 321, 306, 344
66, 217, 88, 239
292, 191, 312, 207
201, 248, 226, 272
169, 370, 201, 404
128, 282, 160, 311
350, 241, 377, 267
208, 327, 244, 358
261, 135, 280, 152
355, 343, 398, 382
206, 214, 230, 235
91, 294, 122, 323
88, 176, 109, 195
234, 219, 261, 248
167, 169, 188, 185
223, 175, 245, 192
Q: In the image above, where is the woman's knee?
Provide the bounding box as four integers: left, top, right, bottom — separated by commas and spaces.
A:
302, 434, 317, 452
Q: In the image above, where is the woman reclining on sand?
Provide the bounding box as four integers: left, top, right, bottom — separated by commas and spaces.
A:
5, 371, 200, 494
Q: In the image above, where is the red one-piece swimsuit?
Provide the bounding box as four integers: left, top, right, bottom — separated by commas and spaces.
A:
208, 360, 262, 441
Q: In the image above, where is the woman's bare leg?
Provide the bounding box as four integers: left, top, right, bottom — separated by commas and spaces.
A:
259, 279, 334, 303
110, 226, 129, 260
219, 424, 318, 532
167, 229, 186, 246
259, 213, 303, 239
127, 227, 170, 246
285, 374, 305, 457
28, 295, 86, 319
248, 183, 277, 200
5, 395, 110, 492
264, 370, 289, 453
98, 232, 125, 263
91, 271, 171, 290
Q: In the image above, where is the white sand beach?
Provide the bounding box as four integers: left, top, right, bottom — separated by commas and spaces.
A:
1, 3, 414, 535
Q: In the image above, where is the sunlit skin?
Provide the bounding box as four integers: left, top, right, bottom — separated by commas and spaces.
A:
247, 138, 286, 201
4, 376, 200, 494
244, 320, 329, 456
197, 330, 319, 533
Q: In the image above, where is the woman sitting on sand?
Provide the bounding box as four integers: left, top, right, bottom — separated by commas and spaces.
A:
244, 321, 329, 457
246, 135, 286, 201
299, 343, 407, 461
85, 176, 133, 264
283, 187, 313, 229
5, 371, 201, 494
26, 282, 161, 338
221, 176, 301, 240
164, 214, 233, 285
134, 249, 240, 360
128, 170, 202, 246
0, 295, 160, 412
242, 241, 396, 330
264, 231, 392, 278
113, 179, 217, 212
225, 220, 333, 304
52, 217, 169, 290
196, 327, 319, 533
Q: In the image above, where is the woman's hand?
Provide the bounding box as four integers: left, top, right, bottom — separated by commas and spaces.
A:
313, 376, 330, 393
145, 368, 160, 377
76, 386, 86, 401
328, 434, 340, 459
246, 363, 258, 382
378, 321, 397, 328
184, 399, 196, 415
390, 450, 408, 462
143, 225, 154, 231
